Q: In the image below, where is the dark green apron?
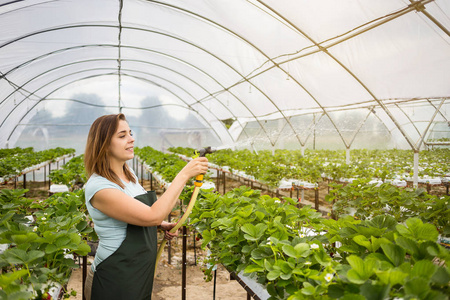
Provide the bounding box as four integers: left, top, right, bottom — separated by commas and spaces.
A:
91, 191, 157, 300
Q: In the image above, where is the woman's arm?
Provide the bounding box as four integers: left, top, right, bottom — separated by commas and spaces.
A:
90, 157, 208, 226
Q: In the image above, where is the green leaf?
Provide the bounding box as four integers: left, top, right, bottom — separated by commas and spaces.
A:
294, 243, 311, 258
55, 235, 71, 248
74, 242, 91, 256
431, 267, 450, 285
0, 269, 28, 288
375, 269, 408, 286
45, 243, 57, 254
395, 236, 419, 256
341, 294, 365, 300
404, 277, 430, 298
381, 243, 405, 267
282, 245, 296, 258
411, 260, 437, 280
353, 235, 373, 252
25, 250, 44, 264
396, 218, 439, 242
267, 269, 281, 281
365, 215, 397, 231
244, 264, 264, 274
69, 232, 81, 244
236, 204, 254, 218
301, 282, 316, 295
3, 248, 27, 264
347, 255, 365, 275
359, 282, 390, 300
327, 284, 345, 299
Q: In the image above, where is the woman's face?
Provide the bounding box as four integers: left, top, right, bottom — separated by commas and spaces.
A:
109, 119, 135, 163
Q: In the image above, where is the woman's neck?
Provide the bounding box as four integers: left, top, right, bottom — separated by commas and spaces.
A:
110, 159, 127, 182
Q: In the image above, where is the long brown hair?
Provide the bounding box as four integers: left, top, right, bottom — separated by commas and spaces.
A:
84, 113, 136, 188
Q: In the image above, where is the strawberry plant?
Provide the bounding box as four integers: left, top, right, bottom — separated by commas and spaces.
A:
49, 155, 86, 191
325, 179, 450, 237
0, 189, 92, 299
188, 187, 449, 300
0, 147, 75, 179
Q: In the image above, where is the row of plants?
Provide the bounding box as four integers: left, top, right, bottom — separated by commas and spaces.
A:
0, 147, 75, 179
188, 185, 450, 300
134, 146, 189, 183
169, 147, 450, 188
48, 155, 86, 191
326, 179, 450, 238
0, 188, 94, 299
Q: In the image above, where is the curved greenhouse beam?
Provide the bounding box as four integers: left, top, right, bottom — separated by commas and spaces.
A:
5, 1, 309, 147
415, 99, 446, 150
0, 24, 276, 146
1, 57, 238, 141
427, 98, 449, 122
138, 0, 311, 147
252, 0, 437, 151
6, 71, 228, 144
393, 102, 422, 139
4, 69, 229, 143
0, 45, 254, 143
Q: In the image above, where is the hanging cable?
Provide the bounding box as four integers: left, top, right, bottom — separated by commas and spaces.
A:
117, 0, 124, 113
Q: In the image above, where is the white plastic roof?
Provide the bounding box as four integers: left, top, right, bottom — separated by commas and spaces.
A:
1, 0, 449, 153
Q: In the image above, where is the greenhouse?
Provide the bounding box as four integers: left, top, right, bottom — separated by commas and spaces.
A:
0, 0, 449, 299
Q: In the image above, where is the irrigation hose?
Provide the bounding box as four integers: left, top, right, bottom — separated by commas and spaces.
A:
154, 174, 204, 273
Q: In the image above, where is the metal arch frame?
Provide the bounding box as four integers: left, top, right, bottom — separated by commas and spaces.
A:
1, 0, 314, 148
1, 57, 234, 127
6, 71, 228, 144
5, 68, 231, 144
144, 0, 326, 147
0, 44, 254, 142
1, 0, 447, 151
251, 0, 445, 152
427, 98, 449, 123
392, 98, 450, 145
0, 25, 279, 147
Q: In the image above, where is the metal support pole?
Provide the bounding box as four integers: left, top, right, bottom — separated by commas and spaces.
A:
168, 213, 172, 265
193, 230, 197, 265
48, 163, 51, 190
315, 188, 319, 211
150, 172, 153, 191
216, 169, 220, 192
223, 172, 226, 194
23, 173, 26, 190
141, 163, 144, 186
82, 256, 87, 300
213, 269, 217, 300
413, 151, 419, 188
182, 226, 187, 300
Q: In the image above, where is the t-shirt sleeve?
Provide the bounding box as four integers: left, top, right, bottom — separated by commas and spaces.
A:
85, 175, 122, 203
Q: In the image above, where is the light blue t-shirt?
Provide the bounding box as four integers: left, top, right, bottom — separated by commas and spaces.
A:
84, 171, 147, 271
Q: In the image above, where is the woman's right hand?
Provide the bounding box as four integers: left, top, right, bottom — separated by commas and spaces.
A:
180, 157, 209, 179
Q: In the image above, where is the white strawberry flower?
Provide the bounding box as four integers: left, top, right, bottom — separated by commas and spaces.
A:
324, 273, 333, 282
310, 243, 319, 250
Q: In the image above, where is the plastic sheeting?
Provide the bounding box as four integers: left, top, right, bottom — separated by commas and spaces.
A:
0, 0, 449, 153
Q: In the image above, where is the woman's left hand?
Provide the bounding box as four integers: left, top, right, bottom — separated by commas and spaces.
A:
159, 221, 179, 241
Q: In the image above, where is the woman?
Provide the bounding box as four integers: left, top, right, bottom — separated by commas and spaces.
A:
83, 113, 208, 300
